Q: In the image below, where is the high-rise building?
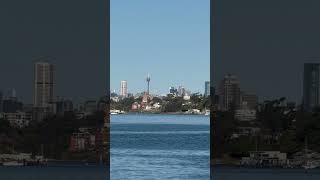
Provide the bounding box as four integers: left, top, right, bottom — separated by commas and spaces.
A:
34, 62, 54, 111
120, 80, 128, 97
169, 87, 178, 95
303, 63, 320, 111
204, 81, 210, 96
219, 74, 241, 111
178, 86, 185, 96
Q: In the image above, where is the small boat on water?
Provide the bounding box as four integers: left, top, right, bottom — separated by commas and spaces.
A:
2, 161, 24, 166
110, 110, 126, 115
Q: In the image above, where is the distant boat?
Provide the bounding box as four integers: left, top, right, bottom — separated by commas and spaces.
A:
110, 110, 126, 115
2, 161, 23, 166
204, 109, 210, 116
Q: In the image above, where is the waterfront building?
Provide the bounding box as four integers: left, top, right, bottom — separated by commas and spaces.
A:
120, 80, 128, 97
303, 63, 320, 111
69, 132, 95, 152
152, 102, 161, 109
204, 81, 210, 97
241, 151, 288, 167
3, 112, 32, 128
141, 92, 153, 109
131, 102, 141, 110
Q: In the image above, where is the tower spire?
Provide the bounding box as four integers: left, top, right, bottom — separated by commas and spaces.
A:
146, 73, 151, 95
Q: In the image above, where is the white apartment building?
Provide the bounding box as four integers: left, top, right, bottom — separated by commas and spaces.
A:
120, 80, 128, 97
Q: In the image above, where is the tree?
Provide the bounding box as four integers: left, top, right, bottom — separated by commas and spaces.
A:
162, 96, 183, 112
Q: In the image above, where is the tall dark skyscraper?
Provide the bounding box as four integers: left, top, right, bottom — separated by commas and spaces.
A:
34, 62, 54, 110
303, 63, 320, 111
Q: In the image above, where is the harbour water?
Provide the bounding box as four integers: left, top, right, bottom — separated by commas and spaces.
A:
110, 114, 210, 180
2, 114, 320, 179
212, 167, 320, 180
0, 166, 109, 180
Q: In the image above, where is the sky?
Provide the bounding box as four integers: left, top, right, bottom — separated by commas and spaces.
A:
110, 0, 210, 95
213, 0, 320, 103
0, 0, 106, 104
1, 0, 315, 104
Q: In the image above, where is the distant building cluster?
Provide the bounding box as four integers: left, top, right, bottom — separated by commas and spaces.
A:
168, 85, 192, 100
110, 74, 210, 113
0, 60, 109, 162
0, 61, 108, 128
210, 62, 320, 114
210, 74, 258, 121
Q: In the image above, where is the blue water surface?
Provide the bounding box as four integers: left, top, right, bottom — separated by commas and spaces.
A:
110, 114, 210, 180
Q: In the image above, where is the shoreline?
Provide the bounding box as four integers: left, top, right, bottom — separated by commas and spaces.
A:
111, 112, 209, 115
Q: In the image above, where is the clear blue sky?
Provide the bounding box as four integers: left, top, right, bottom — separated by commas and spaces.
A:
111, 0, 210, 95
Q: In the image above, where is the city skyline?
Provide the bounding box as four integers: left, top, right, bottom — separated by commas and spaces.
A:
110, 0, 210, 95
112, 77, 209, 96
